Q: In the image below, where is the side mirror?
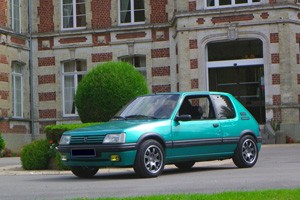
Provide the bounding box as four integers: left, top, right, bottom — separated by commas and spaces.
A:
175, 115, 192, 122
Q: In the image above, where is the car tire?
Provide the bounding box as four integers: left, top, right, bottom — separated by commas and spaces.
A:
232, 135, 258, 168
71, 166, 99, 178
134, 140, 165, 178
174, 161, 195, 170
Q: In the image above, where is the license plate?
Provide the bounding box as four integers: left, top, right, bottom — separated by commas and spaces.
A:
71, 149, 96, 157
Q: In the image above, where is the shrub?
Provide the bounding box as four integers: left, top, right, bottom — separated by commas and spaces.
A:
0, 133, 5, 152
75, 61, 149, 122
20, 139, 50, 170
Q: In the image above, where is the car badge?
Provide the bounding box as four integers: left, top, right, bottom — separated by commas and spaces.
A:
83, 137, 88, 143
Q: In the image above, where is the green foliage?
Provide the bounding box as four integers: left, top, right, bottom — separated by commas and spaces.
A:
45, 123, 100, 144
75, 61, 149, 123
20, 139, 50, 170
0, 133, 5, 152
54, 151, 70, 170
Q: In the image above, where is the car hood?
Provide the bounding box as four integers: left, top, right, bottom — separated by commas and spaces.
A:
64, 120, 160, 136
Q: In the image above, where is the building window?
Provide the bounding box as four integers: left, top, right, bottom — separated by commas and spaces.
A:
62, 60, 87, 116
62, 0, 86, 29
12, 62, 23, 118
206, 0, 260, 8
10, 0, 20, 32
120, 55, 146, 77
119, 0, 145, 25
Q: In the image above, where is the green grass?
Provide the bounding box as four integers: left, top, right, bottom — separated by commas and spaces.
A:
74, 188, 300, 200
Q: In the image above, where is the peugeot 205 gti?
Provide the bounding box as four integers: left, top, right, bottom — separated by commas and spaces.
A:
58, 91, 262, 178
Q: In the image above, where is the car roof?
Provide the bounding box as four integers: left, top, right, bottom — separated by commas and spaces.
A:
148, 91, 232, 96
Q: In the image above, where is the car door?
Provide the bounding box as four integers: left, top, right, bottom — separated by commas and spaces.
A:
170, 95, 223, 159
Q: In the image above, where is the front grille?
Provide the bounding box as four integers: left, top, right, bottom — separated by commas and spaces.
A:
70, 135, 105, 144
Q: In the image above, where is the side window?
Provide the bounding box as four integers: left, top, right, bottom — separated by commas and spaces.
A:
119, 0, 145, 25
211, 95, 236, 119
178, 96, 216, 120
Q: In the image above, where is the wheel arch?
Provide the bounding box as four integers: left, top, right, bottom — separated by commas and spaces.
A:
240, 130, 258, 142
136, 132, 167, 149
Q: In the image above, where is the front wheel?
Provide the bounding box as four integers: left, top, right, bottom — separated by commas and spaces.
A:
232, 135, 258, 168
134, 140, 165, 178
71, 166, 99, 178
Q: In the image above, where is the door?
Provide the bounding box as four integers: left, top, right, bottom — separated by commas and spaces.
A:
170, 95, 222, 160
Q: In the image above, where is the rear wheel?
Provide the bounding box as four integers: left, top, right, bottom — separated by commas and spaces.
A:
71, 166, 99, 178
233, 135, 258, 168
174, 161, 195, 170
134, 140, 165, 178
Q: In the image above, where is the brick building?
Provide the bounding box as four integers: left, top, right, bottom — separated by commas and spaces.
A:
1, 0, 300, 150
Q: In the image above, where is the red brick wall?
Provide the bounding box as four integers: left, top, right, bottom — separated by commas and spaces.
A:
38, 57, 55, 67
0, 90, 9, 100
151, 48, 170, 58
270, 33, 279, 43
0, 121, 27, 134
272, 74, 280, 85
38, 0, 54, 32
38, 74, 56, 84
152, 28, 169, 42
92, 53, 113, 62
0, 0, 7, 27
197, 18, 205, 24
38, 37, 54, 50
211, 14, 254, 24
59, 37, 87, 44
273, 108, 281, 122
39, 109, 56, 119
189, 39, 198, 49
11, 37, 26, 46
150, 0, 168, 23
116, 32, 146, 40
260, 12, 269, 19
91, 0, 111, 28
273, 95, 281, 105
152, 84, 171, 93
189, 1, 196, 12
152, 66, 170, 76
190, 59, 198, 69
39, 92, 56, 101
271, 53, 280, 64
92, 33, 111, 46
191, 79, 199, 89
0, 72, 8, 82
0, 54, 8, 64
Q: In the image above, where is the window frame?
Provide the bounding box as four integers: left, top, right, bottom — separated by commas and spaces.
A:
61, 60, 87, 117
118, 0, 145, 25
10, 0, 21, 33
12, 62, 24, 118
205, 0, 261, 9
61, 0, 86, 30
119, 55, 147, 77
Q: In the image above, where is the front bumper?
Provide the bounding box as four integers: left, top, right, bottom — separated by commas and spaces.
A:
57, 143, 137, 167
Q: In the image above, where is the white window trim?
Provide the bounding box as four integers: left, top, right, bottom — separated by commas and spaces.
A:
61, 0, 86, 30
205, 0, 262, 9
12, 63, 23, 118
61, 61, 86, 117
207, 58, 264, 68
118, 0, 145, 26
11, 0, 21, 33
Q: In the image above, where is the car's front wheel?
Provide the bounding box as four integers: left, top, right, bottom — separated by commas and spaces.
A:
71, 166, 99, 178
233, 135, 258, 168
134, 140, 165, 178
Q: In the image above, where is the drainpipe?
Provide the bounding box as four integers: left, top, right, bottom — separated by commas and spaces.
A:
28, 0, 35, 140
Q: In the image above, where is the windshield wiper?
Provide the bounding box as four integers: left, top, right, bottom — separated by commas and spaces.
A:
125, 115, 157, 119
112, 116, 126, 120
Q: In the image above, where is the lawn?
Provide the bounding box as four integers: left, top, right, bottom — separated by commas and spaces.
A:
74, 188, 300, 200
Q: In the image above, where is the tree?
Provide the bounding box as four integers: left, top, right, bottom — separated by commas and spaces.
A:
75, 61, 149, 122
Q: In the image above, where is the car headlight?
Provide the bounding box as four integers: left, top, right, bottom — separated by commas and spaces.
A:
103, 133, 126, 144
59, 135, 71, 145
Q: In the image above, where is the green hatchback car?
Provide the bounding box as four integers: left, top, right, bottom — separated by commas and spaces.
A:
58, 91, 262, 178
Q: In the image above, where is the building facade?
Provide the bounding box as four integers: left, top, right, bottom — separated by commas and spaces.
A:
1, 0, 300, 150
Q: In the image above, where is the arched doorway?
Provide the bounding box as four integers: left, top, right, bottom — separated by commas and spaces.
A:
207, 39, 266, 123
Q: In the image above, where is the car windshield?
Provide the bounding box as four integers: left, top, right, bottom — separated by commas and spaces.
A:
114, 94, 180, 120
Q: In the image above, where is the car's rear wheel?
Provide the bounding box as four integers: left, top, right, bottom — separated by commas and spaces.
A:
134, 140, 165, 178
71, 166, 99, 178
233, 135, 258, 168
174, 161, 195, 170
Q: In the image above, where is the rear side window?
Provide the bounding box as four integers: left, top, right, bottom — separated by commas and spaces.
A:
211, 95, 236, 119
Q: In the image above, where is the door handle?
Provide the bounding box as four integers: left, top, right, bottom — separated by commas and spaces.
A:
213, 123, 219, 128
